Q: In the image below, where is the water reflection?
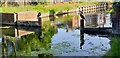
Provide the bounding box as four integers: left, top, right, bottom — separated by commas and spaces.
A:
55, 12, 112, 29
85, 12, 111, 28
80, 30, 85, 49
72, 16, 80, 28
66, 21, 72, 32
85, 14, 98, 27
2, 27, 35, 38
1, 12, 111, 56
2, 25, 56, 56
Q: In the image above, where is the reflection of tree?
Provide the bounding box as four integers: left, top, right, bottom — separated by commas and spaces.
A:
41, 21, 56, 50
2, 21, 56, 56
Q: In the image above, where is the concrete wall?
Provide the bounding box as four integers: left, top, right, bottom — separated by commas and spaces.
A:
17, 11, 38, 21
1, 13, 15, 25
1, 3, 109, 26
2, 28, 34, 37
1, 11, 38, 25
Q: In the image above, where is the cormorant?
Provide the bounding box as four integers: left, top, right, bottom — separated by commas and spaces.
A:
37, 12, 41, 17
80, 14, 85, 19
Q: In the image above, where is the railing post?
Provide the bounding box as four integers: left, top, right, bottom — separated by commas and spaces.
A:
14, 13, 18, 26
79, 11, 85, 29
37, 12, 42, 27
81, 19, 84, 29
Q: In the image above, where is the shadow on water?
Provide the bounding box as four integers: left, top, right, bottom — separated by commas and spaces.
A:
0, 11, 112, 56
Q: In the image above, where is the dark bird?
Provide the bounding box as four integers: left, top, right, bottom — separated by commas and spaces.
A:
80, 14, 85, 19
37, 12, 41, 17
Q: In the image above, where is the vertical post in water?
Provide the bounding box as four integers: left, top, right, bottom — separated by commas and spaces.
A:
37, 12, 42, 41
79, 11, 85, 30
37, 12, 41, 27
81, 19, 84, 29
49, 10, 55, 17
79, 11, 85, 49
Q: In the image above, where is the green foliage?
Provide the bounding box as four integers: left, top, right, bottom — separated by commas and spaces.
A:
2, 21, 56, 56
105, 36, 120, 57
113, 2, 120, 11
49, 9, 55, 14
55, 15, 73, 21
1, 2, 100, 13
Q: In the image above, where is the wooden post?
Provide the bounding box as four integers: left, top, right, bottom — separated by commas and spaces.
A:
37, 12, 42, 41
49, 10, 55, 16
79, 11, 85, 29
15, 13, 18, 26
79, 11, 85, 49
49, 15, 55, 27
37, 12, 42, 27
81, 19, 84, 29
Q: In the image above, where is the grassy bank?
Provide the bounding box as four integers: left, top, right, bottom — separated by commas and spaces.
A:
1, 2, 99, 13
105, 35, 120, 57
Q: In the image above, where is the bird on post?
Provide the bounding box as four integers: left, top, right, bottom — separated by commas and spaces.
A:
37, 12, 42, 27
37, 12, 41, 18
78, 11, 85, 19
80, 14, 85, 19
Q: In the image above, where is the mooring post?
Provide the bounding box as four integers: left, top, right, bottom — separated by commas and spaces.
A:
81, 19, 84, 29
79, 11, 85, 49
49, 10, 55, 16
37, 12, 42, 41
79, 11, 85, 30
37, 12, 42, 27
15, 13, 18, 26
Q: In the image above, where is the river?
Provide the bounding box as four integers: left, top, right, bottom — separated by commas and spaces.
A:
0, 11, 112, 56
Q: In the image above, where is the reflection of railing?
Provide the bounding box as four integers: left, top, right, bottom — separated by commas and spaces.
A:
2, 28, 35, 38
79, 27, 111, 49
52, 12, 110, 30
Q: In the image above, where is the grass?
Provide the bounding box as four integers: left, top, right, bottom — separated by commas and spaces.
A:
1, 2, 99, 13
105, 35, 120, 57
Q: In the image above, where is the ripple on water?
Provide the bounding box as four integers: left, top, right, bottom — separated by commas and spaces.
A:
51, 28, 111, 56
